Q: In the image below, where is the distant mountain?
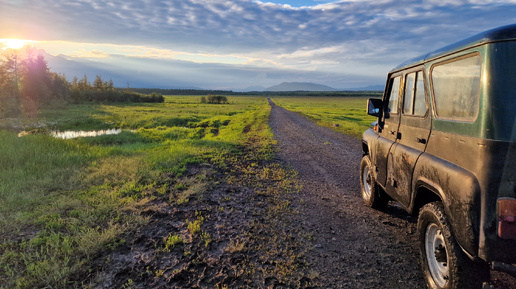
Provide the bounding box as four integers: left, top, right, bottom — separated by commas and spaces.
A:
242, 85, 266, 92
346, 84, 384, 91
265, 82, 337, 92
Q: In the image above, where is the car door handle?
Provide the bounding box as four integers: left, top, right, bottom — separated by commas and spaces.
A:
390, 131, 401, 139
416, 137, 427, 144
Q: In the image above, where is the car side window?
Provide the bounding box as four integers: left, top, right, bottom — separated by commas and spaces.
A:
413, 71, 426, 116
431, 54, 481, 121
403, 73, 415, 114
388, 76, 401, 114
403, 71, 426, 116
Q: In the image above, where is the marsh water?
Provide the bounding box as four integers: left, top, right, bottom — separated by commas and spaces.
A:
18, 128, 123, 139
51, 129, 122, 139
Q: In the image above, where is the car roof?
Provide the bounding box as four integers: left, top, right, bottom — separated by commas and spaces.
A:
391, 23, 516, 72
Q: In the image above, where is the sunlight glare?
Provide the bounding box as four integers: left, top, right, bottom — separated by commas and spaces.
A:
1, 39, 34, 50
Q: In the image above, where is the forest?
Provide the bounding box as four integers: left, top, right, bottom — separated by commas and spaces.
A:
0, 47, 164, 118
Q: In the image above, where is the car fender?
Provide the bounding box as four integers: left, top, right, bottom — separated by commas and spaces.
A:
362, 128, 378, 157
411, 152, 481, 257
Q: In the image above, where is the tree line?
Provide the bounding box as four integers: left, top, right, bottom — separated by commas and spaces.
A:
131, 88, 383, 97
0, 47, 163, 118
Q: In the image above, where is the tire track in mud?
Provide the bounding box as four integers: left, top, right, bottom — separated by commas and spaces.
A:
268, 99, 426, 288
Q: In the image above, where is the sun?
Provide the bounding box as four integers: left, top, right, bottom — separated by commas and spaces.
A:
1, 39, 33, 50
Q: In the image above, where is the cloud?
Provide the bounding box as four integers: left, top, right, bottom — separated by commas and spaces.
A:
4, 0, 516, 51
2, 0, 516, 89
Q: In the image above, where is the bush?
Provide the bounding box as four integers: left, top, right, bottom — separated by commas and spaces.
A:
141, 92, 165, 103
206, 94, 228, 104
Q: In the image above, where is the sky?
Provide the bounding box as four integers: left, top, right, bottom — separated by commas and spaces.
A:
1, 0, 516, 90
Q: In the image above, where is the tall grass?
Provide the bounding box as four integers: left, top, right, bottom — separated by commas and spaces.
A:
0, 132, 90, 214
0, 95, 270, 289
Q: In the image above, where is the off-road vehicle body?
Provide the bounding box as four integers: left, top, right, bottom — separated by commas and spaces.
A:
361, 24, 516, 289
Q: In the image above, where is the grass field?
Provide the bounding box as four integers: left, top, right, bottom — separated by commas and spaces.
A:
0, 95, 276, 288
271, 96, 377, 139
0, 94, 375, 288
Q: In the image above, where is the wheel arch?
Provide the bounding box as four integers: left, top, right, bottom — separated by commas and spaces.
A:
362, 128, 378, 157
411, 181, 443, 216
362, 140, 369, 155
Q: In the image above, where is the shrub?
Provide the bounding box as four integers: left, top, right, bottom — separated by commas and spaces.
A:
164, 234, 183, 251
141, 92, 165, 103
206, 94, 228, 104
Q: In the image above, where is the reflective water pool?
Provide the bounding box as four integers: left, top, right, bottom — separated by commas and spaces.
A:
50, 129, 122, 139
18, 128, 123, 139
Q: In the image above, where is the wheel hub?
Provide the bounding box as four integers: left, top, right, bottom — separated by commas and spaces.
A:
434, 244, 447, 264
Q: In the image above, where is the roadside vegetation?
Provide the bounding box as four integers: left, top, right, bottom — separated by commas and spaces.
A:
0, 95, 316, 288
271, 96, 378, 138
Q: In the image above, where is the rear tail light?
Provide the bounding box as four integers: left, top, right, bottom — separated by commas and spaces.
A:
498, 198, 516, 240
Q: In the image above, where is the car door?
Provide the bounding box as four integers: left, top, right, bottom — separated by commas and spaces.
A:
385, 69, 431, 207
375, 74, 402, 187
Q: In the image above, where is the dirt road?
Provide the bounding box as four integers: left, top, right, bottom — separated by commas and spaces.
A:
269, 98, 516, 289
268, 99, 425, 288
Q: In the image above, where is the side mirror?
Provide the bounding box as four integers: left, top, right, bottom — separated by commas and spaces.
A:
367, 98, 383, 117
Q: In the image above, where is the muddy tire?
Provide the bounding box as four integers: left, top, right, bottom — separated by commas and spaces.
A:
417, 202, 489, 289
360, 155, 388, 209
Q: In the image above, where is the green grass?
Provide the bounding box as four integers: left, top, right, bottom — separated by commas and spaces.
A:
271, 96, 378, 138
36, 96, 259, 131
0, 95, 271, 289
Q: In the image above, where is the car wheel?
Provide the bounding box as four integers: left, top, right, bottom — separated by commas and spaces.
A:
360, 155, 388, 209
417, 202, 489, 289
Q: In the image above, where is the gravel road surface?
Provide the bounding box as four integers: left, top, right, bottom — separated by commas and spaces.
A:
268, 99, 426, 288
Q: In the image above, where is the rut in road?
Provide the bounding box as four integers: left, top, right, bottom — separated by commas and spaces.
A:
268, 99, 426, 288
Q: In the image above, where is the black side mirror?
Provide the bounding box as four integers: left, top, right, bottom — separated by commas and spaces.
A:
367, 98, 383, 117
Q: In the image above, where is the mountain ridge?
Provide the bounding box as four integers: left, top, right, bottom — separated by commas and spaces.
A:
264, 82, 337, 92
